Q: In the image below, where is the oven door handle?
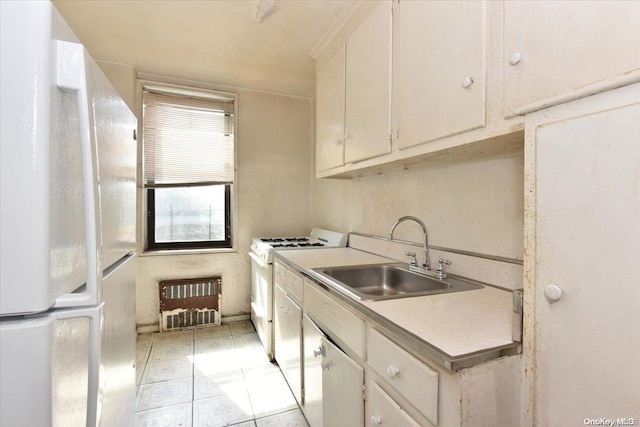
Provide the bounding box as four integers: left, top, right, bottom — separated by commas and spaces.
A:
249, 251, 269, 268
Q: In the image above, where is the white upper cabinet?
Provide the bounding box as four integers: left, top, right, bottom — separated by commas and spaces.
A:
344, 0, 392, 163
396, 0, 486, 149
316, 46, 345, 172
504, 1, 640, 116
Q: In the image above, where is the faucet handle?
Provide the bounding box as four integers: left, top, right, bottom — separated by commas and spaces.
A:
405, 251, 418, 266
437, 258, 452, 279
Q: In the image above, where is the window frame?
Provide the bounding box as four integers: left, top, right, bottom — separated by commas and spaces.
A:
138, 78, 238, 253
146, 185, 232, 250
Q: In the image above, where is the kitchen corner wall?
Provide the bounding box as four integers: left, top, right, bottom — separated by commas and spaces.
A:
312, 153, 524, 261
97, 64, 314, 329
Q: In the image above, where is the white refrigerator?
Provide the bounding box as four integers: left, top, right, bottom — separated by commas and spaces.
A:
0, 2, 137, 426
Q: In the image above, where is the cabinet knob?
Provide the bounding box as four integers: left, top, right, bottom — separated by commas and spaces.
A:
386, 365, 400, 378
509, 52, 522, 65
461, 77, 474, 89
370, 416, 382, 426
544, 284, 563, 303
313, 345, 324, 358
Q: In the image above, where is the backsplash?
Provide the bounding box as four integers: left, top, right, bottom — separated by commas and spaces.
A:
348, 233, 523, 291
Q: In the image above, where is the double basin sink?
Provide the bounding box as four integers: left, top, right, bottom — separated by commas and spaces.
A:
311, 263, 483, 301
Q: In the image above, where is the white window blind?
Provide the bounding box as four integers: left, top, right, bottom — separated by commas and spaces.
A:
142, 88, 235, 188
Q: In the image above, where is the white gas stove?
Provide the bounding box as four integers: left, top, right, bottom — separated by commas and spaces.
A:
248, 228, 348, 359
250, 228, 348, 264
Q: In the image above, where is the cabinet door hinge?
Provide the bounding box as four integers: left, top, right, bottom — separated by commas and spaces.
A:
300, 318, 304, 328
362, 384, 367, 401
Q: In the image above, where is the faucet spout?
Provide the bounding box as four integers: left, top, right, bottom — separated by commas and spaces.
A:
388, 216, 431, 270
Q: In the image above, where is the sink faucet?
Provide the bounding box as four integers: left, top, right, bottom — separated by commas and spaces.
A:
388, 216, 431, 270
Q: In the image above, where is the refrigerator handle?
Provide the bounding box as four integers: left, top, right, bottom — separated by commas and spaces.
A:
55, 303, 104, 427
54, 40, 102, 308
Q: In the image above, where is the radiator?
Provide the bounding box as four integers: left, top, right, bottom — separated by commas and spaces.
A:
159, 276, 222, 331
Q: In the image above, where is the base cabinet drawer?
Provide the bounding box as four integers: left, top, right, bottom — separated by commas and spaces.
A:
274, 261, 287, 287
285, 269, 304, 304
368, 382, 420, 427
368, 328, 438, 425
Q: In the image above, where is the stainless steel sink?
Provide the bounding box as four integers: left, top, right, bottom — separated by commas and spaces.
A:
311, 264, 483, 301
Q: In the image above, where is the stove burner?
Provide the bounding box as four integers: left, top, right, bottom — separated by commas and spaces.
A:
311, 243, 324, 247
262, 238, 284, 242
272, 243, 297, 248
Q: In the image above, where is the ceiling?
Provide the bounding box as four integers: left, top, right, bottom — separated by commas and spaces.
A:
53, 0, 349, 98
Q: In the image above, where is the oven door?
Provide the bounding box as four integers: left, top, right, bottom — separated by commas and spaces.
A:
249, 251, 274, 359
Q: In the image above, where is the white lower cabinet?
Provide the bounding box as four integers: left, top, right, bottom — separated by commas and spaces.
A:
302, 314, 323, 427
274, 284, 302, 405
302, 313, 365, 427
275, 265, 520, 427
368, 382, 420, 427
302, 314, 324, 427
322, 335, 365, 427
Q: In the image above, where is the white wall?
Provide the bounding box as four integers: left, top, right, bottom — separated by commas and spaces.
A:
136, 88, 314, 328
98, 62, 522, 330
313, 153, 524, 261
96, 60, 137, 114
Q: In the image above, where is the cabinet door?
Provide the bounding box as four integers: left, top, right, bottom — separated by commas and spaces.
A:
274, 285, 302, 404
344, 0, 392, 163
368, 382, 420, 427
505, 1, 640, 115
316, 47, 345, 172
531, 92, 640, 424
302, 315, 324, 427
397, 0, 486, 149
322, 336, 364, 427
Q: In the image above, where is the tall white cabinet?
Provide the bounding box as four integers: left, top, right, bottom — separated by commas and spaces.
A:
524, 83, 640, 425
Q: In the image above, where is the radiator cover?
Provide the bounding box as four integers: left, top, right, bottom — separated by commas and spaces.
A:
159, 276, 221, 331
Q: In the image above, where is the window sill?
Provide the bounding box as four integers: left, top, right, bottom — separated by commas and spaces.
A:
139, 247, 237, 257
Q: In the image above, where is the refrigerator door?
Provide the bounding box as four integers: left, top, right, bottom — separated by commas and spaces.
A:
0, 2, 101, 315
0, 304, 103, 427
90, 59, 137, 270
100, 254, 137, 427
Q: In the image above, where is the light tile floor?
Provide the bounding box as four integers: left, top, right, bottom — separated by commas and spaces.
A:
135, 321, 310, 427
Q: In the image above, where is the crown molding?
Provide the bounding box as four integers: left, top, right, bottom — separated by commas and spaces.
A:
308, 0, 363, 60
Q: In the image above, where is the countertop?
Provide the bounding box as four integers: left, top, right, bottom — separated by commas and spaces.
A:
274, 247, 518, 370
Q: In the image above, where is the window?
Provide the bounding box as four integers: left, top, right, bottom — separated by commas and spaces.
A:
142, 84, 235, 250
